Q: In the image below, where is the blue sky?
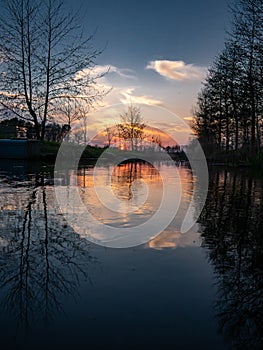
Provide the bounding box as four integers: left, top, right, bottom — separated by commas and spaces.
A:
66, 0, 230, 143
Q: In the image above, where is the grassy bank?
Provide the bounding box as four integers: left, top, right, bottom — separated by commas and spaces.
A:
41, 142, 188, 163
40, 141, 106, 162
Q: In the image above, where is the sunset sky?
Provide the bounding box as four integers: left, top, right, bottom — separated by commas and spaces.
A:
66, 0, 230, 144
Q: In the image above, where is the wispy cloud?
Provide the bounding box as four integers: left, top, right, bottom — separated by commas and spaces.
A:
146, 60, 206, 81
92, 65, 137, 79
108, 66, 137, 79
120, 88, 162, 106
74, 64, 137, 81
153, 121, 190, 134
74, 64, 163, 108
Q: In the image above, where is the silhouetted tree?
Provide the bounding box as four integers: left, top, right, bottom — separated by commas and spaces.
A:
118, 105, 145, 151
0, 0, 107, 140
193, 0, 263, 154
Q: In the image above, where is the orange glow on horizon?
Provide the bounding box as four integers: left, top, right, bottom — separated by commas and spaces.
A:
90, 125, 179, 147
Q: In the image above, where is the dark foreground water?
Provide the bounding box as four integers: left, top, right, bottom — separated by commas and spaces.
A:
0, 160, 262, 350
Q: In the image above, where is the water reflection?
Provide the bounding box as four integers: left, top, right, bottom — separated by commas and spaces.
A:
0, 160, 198, 335
1, 161, 262, 349
199, 169, 263, 349
0, 161, 203, 348
76, 161, 200, 246
111, 161, 160, 201
0, 159, 40, 180
0, 176, 96, 334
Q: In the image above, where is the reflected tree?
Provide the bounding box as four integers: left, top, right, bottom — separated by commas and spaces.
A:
0, 177, 97, 333
112, 162, 140, 201
199, 170, 263, 349
111, 161, 159, 201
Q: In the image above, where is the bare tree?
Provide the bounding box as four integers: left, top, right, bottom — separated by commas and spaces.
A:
57, 97, 79, 129
0, 0, 107, 140
105, 125, 117, 147
118, 105, 145, 151
79, 104, 90, 144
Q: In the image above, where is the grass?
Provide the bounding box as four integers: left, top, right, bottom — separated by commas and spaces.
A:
40, 140, 106, 162
41, 140, 61, 155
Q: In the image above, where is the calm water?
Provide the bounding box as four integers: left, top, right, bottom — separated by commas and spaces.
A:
0, 160, 262, 350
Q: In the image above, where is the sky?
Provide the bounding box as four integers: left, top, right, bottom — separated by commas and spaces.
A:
65, 0, 230, 144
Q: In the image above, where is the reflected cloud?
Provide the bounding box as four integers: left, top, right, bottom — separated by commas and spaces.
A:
148, 228, 201, 250
147, 165, 200, 250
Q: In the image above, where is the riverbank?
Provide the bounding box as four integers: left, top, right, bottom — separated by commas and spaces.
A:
40, 141, 188, 163
39, 142, 263, 174
205, 148, 263, 170
40, 141, 105, 162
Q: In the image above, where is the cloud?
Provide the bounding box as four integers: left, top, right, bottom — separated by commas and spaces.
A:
108, 66, 137, 79
74, 64, 136, 81
74, 64, 162, 108
146, 60, 206, 81
120, 88, 162, 106
91, 65, 137, 79
153, 121, 191, 135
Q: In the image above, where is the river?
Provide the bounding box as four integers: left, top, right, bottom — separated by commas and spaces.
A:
0, 160, 262, 349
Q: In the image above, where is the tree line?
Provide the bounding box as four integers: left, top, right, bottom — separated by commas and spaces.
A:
193, 0, 263, 155
0, 117, 70, 142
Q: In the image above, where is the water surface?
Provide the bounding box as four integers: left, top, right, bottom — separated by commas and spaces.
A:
0, 160, 262, 349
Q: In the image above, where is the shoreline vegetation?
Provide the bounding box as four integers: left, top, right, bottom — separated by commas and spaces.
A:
40, 141, 187, 163
196, 143, 263, 169
40, 141, 105, 162
40, 140, 263, 172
